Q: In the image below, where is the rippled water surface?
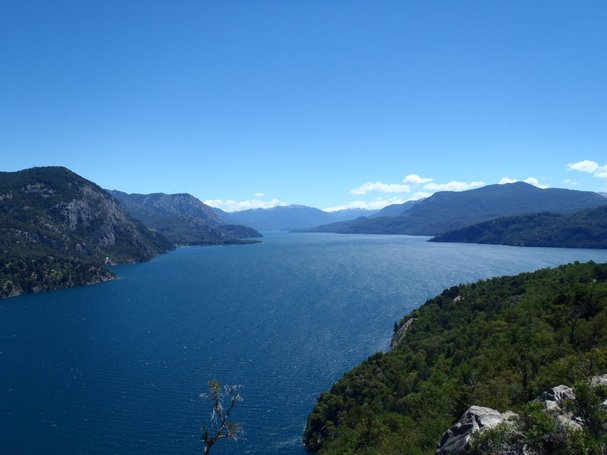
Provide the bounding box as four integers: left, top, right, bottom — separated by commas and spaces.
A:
2, 233, 607, 454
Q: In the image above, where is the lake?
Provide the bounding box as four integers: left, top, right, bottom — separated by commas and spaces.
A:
2, 232, 607, 454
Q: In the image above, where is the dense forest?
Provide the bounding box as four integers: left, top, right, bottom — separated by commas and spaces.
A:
431, 205, 607, 249
304, 261, 607, 453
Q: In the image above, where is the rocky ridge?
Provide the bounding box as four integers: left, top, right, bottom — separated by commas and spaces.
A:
109, 190, 261, 244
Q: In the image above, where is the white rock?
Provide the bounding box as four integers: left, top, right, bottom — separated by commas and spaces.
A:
436, 406, 516, 454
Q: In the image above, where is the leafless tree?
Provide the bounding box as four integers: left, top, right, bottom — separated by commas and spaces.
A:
200, 380, 244, 455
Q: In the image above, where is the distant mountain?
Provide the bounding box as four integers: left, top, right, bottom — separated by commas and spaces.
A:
0, 167, 173, 298
431, 204, 607, 249
109, 191, 261, 245
328, 208, 379, 222
213, 205, 377, 231
370, 199, 423, 218
308, 182, 607, 236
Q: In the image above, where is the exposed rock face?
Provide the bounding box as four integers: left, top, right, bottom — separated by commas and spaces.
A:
390, 317, 416, 349
591, 374, 607, 388
537, 384, 575, 412
436, 406, 517, 454
591, 374, 607, 408
536, 384, 581, 431
109, 190, 261, 244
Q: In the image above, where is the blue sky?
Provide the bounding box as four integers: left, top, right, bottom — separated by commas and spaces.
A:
1, 1, 606, 211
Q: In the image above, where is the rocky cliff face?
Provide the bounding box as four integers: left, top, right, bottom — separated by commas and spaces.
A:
109, 190, 261, 244
0, 166, 173, 298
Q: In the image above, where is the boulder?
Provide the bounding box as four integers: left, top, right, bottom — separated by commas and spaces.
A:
590, 375, 607, 409
537, 385, 575, 412
436, 406, 516, 454
590, 374, 607, 388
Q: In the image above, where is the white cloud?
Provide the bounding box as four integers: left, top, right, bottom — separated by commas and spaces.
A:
523, 177, 548, 189
410, 191, 431, 200
204, 198, 284, 212
595, 165, 607, 179
253, 192, 265, 198
403, 174, 433, 184
423, 180, 485, 192
499, 177, 548, 188
562, 179, 578, 186
324, 200, 401, 212
349, 181, 411, 195
324, 193, 431, 212
567, 160, 599, 174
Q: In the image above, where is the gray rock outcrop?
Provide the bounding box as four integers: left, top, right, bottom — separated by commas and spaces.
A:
436, 406, 517, 454
591, 374, 607, 408
390, 318, 416, 349
536, 384, 581, 430
436, 375, 607, 454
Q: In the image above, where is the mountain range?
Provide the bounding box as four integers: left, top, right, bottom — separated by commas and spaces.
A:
307, 182, 607, 236
110, 191, 261, 245
214, 205, 378, 231
3, 166, 607, 299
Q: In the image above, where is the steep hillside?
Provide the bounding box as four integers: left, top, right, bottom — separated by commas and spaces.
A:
110, 191, 261, 244
309, 183, 607, 236
0, 167, 173, 298
304, 261, 607, 453
432, 205, 607, 249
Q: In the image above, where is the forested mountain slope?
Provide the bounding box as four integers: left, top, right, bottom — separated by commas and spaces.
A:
304, 261, 607, 453
431, 205, 607, 249
0, 167, 173, 298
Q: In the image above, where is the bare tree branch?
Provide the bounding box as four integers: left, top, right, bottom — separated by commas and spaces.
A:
201, 380, 244, 454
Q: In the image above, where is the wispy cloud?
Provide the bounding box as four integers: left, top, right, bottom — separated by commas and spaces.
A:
253, 192, 265, 198
595, 165, 607, 179
523, 177, 548, 189
498, 176, 547, 188
340, 173, 484, 211
410, 191, 432, 200
324, 192, 431, 212
423, 180, 485, 192
324, 199, 401, 212
567, 160, 599, 174
403, 174, 433, 184
566, 160, 607, 181
204, 198, 284, 212
349, 181, 411, 195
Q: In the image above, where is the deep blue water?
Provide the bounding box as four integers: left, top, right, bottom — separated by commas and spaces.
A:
2, 232, 607, 454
